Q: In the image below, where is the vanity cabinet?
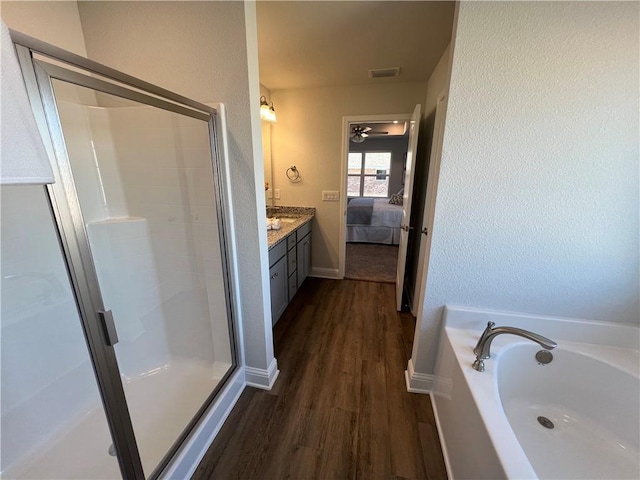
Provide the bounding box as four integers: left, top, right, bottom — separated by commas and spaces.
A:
269, 220, 312, 326
287, 237, 298, 300
296, 223, 311, 287
268, 241, 288, 325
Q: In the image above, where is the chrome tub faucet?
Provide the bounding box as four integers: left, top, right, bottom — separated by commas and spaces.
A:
472, 321, 557, 372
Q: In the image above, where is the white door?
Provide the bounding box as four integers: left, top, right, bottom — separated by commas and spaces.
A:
396, 104, 421, 310
413, 93, 447, 316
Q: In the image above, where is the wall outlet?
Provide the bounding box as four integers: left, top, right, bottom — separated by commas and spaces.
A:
267, 190, 273, 199
322, 191, 340, 201
274, 189, 281, 199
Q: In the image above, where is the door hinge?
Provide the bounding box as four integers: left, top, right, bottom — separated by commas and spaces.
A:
421, 227, 428, 236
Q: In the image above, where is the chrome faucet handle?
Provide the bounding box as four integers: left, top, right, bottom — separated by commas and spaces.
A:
471, 322, 558, 372
473, 321, 495, 357
472, 358, 485, 372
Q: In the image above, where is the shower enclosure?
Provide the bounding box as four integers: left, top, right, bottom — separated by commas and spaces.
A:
1, 32, 239, 479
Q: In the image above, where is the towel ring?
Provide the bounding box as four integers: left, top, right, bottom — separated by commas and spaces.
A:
286, 165, 301, 182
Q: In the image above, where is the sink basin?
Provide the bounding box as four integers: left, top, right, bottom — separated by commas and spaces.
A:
278, 218, 298, 223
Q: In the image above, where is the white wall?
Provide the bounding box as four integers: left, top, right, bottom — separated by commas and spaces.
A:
412, 1, 640, 376
1, 1, 87, 55
76, 0, 274, 380
271, 82, 428, 274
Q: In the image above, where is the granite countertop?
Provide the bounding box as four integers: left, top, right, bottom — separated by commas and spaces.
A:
266, 206, 315, 249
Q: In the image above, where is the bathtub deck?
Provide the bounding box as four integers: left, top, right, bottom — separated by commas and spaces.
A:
193, 278, 447, 480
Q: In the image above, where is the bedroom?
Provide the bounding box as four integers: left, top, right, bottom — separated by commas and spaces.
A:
344, 122, 409, 283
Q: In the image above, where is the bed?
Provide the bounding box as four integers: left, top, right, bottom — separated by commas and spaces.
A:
346, 197, 403, 245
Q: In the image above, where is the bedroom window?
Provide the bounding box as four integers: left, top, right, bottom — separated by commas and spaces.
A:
347, 151, 391, 197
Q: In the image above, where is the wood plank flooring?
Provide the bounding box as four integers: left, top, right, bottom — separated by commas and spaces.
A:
192, 278, 447, 480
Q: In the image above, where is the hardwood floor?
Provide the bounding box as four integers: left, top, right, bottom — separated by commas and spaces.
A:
192, 278, 447, 480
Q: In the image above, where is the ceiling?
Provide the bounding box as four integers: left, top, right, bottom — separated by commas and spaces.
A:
256, 1, 456, 91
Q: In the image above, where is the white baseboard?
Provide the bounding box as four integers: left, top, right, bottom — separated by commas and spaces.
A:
162, 367, 245, 479
404, 358, 435, 394
245, 357, 280, 390
309, 267, 340, 279
430, 394, 454, 480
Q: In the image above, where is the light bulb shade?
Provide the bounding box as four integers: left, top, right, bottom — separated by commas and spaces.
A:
268, 103, 277, 123
351, 134, 365, 143
259, 95, 277, 123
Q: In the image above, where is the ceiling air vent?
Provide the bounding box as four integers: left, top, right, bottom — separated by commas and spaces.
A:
368, 67, 401, 79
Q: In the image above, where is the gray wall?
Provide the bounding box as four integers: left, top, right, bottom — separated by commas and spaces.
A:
348, 135, 408, 196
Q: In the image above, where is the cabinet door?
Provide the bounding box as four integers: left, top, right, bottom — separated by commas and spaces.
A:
297, 233, 311, 287
269, 256, 288, 325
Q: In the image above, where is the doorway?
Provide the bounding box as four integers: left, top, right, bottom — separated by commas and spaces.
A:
339, 114, 411, 284
339, 106, 421, 311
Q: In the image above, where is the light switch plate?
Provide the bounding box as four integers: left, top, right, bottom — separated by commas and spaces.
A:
267, 190, 273, 199
274, 189, 281, 199
322, 191, 340, 201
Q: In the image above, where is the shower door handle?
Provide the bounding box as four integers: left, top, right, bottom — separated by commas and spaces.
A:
97, 310, 119, 346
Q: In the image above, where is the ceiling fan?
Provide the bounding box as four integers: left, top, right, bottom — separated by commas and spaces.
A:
350, 125, 388, 143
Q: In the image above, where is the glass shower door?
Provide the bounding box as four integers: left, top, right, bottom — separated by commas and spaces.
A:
1, 186, 121, 479
49, 79, 235, 476
24, 53, 237, 478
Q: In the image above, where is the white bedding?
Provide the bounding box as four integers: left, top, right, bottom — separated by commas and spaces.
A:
346, 198, 403, 245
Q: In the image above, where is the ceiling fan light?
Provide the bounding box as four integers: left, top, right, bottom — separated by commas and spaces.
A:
351, 134, 365, 143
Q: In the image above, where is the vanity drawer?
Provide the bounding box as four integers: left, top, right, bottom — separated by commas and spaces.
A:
288, 272, 297, 300
287, 249, 297, 276
269, 240, 287, 267
286, 231, 297, 250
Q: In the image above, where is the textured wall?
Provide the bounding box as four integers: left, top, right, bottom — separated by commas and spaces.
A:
271, 82, 428, 273
1, 1, 88, 55
412, 1, 640, 374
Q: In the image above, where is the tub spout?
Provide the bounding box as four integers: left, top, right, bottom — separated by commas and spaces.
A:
472, 321, 557, 372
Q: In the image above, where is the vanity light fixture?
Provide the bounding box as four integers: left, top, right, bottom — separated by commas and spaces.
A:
259, 95, 277, 123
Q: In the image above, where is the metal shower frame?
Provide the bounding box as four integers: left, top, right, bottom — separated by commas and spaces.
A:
10, 29, 239, 480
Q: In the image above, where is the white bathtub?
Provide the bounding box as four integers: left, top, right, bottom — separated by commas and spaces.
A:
432, 307, 640, 480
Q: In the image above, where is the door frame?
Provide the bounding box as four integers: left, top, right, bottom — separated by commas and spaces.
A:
338, 113, 412, 279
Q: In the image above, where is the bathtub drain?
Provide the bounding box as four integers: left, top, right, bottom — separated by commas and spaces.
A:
537, 416, 554, 429
535, 350, 553, 365
108, 444, 117, 456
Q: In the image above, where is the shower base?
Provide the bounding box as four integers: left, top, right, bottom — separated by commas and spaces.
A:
3, 359, 230, 479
